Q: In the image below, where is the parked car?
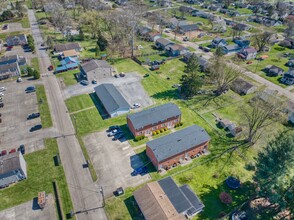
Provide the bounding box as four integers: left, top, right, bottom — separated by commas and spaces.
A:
131, 166, 148, 176
1, 150, 7, 156
114, 74, 118, 78
183, 36, 189, 41
107, 125, 120, 132
119, 72, 125, 77
144, 73, 150, 77
80, 80, 89, 85
2, 24, 8, 30
172, 84, 181, 88
92, 79, 97, 84
203, 47, 211, 52
114, 187, 124, 196
150, 65, 160, 71
165, 29, 171, 33
30, 124, 42, 132
17, 77, 22, 82
48, 65, 54, 71
25, 86, 36, 93
0, 92, 4, 97
27, 112, 40, 120
0, 87, 7, 92
41, 43, 45, 46
9, 149, 16, 154
112, 133, 124, 141
18, 144, 25, 154
107, 129, 122, 137
0, 103, 4, 108
132, 103, 141, 109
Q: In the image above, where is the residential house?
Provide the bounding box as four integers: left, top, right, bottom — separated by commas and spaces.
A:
146, 125, 210, 170
253, 89, 279, 105
281, 69, 294, 85
224, 19, 236, 26
166, 44, 189, 57
168, 18, 187, 29
183, 52, 209, 71
0, 55, 26, 66
62, 49, 79, 58
179, 6, 195, 14
263, 65, 284, 77
218, 119, 232, 129
279, 38, 294, 49
134, 177, 204, 220
228, 11, 241, 17
233, 38, 250, 48
193, 11, 209, 18
6, 34, 28, 46
233, 23, 250, 31
237, 47, 257, 60
0, 62, 21, 80
159, 0, 172, 7
115, 0, 128, 5
55, 56, 79, 73
127, 103, 181, 137
0, 152, 27, 188
209, 5, 221, 12
221, 44, 241, 54
286, 60, 294, 68
178, 24, 198, 34
53, 43, 82, 55
211, 37, 227, 48
155, 38, 174, 50
137, 26, 152, 37
146, 32, 161, 42
230, 78, 257, 95
227, 124, 243, 137
94, 84, 130, 118
80, 60, 113, 82
286, 101, 294, 124
219, 8, 229, 14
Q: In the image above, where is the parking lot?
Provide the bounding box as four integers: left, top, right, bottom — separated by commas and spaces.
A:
5, 45, 37, 64
0, 80, 58, 153
0, 194, 57, 220
62, 72, 153, 108
1, 22, 30, 33
83, 130, 151, 198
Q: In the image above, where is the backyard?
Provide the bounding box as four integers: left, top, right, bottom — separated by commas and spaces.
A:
0, 139, 74, 218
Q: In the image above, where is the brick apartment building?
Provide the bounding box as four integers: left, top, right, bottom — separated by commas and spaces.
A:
127, 103, 181, 137
146, 125, 210, 170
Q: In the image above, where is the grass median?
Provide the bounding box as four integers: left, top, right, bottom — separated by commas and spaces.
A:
36, 85, 53, 128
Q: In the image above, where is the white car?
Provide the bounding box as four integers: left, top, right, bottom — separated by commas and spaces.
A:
132, 103, 141, 109
0, 87, 7, 91
0, 92, 4, 97
17, 77, 22, 83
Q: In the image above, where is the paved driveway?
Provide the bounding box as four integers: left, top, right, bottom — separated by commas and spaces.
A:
83, 131, 151, 198
0, 80, 59, 153
5, 45, 37, 62
0, 22, 30, 33
0, 194, 57, 220
62, 72, 153, 108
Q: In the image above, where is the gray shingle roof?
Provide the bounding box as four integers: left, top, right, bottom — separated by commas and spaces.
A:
156, 38, 173, 47
0, 55, 18, 64
54, 43, 81, 52
0, 63, 19, 73
81, 60, 111, 73
127, 103, 181, 130
147, 125, 210, 162
94, 84, 130, 115
0, 152, 21, 175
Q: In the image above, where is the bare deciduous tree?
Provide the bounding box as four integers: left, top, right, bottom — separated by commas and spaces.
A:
252, 31, 274, 52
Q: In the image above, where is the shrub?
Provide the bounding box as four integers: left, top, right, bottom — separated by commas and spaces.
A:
152, 131, 156, 136
174, 124, 178, 128
134, 135, 145, 141
160, 129, 164, 133
219, 192, 232, 204
156, 130, 160, 134
179, 122, 183, 126
164, 127, 168, 131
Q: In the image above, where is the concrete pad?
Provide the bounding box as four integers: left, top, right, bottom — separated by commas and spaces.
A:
83, 131, 151, 198
0, 194, 57, 220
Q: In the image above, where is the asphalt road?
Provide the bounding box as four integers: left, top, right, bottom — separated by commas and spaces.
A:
27, 10, 107, 220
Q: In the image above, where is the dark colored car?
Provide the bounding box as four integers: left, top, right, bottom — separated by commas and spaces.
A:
18, 145, 25, 155
25, 86, 36, 93
80, 80, 89, 86
1, 150, 7, 156
107, 129, 123, 137
92, 79, 97, 84
112, 133, 124, 141
30, 124, 42, 132
27, 112, 40, 120
131, 166, 148, 176
108, 125, 120, 132
114, 187, 124, 196
150, 65, 160, 71
48, 65, 54, 71
9, 149, 16, 154
119, 72, 125, 77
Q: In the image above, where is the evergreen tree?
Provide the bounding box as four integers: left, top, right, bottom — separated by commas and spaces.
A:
33, 70, 40, 79
180, 72, 203, 98
97, 34, 108, 51
184, 54, 200, 74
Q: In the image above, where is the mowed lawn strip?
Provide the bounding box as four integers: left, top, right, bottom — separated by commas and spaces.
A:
65, 94, 95, 113
30, 57, 40, 72
0, 139, 74, 218
36, 85, 53, 128
55, 69, 79, 86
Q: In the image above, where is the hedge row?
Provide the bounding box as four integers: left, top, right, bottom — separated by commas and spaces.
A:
134, 135, 145, 141
174, 122, 183, 128
152, 127, 168, 136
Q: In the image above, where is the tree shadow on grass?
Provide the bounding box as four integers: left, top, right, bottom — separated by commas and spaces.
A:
124, 196, 144, 220
151, 89, 181, 100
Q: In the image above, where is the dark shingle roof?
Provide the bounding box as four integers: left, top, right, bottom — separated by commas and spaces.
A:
54, 43, 81, 52
156, 38, 173, 47
81, 60, 111, 73
94, 84, 130, 115
179, 24, 198, 32
0, 55, 18, 63
0, 63, 19, 73
147, 125, 210, 162
158, 177, 204, 215
127, 103, 181, 130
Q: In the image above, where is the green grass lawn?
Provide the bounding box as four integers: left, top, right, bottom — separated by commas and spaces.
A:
36, 85, 53, 128
55, 69, 79, 86
65, 94, 95, 113
111, 58, 149, 74
20, 16, 30, 28
30, 57, 40, 72
0, 139, 74, 218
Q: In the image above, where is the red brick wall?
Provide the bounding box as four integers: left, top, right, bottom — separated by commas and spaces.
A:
146, 141, 209, 170
127, 115, 181, 137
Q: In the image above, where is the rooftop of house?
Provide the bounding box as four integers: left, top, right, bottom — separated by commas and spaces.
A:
127, 103, 181, 130
156, 38, 174, 46
94, 83, 130, 115
243, 47, 257, 53
0, 152, 23, 175
0, 55, 18, 63
231, 77, 255, 92
63, 49, 79, 57
0, 62, 19, 73
81, 59, 112, 73
167, 44, 188, 51
6, 34, 26, 40
147, 125, 210, 162
264, 65, 284, 73
54, 42, 81, 52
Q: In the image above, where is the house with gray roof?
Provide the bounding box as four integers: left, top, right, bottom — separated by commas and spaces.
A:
146, 125, 210, 170
0, 152, 27, 188
80, 60, 113, 82
53, 42, 82, 55
155, 38, 174, 50
134, 176, 204, 220
94, 84, 130, 118
127, 103, 181, 137
6, 34, 27, 46
0, 55, 26, 66
230, 78, 257, 95
0, 62, 21, 80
